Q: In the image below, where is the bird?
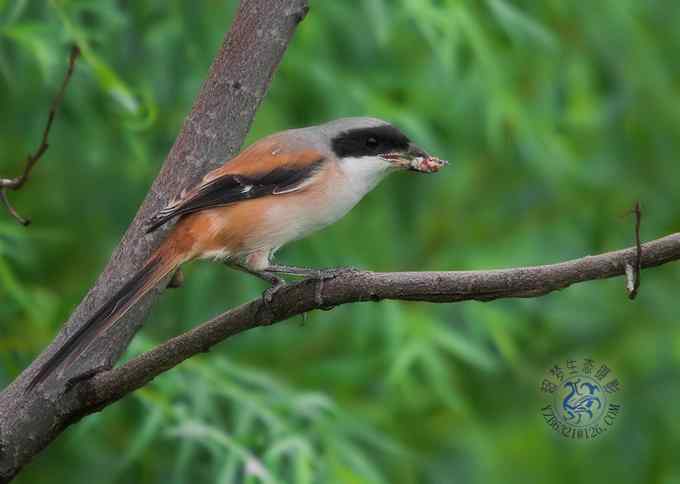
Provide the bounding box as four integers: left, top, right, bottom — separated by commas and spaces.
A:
26, 117, 447, 391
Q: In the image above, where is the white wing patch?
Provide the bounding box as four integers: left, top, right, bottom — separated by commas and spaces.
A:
271, 175, 317, 195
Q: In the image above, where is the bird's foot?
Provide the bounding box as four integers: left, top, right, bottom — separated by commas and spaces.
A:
264, 264, 360, 307
262, 277, 286, 304
308, 266, 359, 307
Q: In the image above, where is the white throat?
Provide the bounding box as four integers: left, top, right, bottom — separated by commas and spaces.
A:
309, 155, 394, 231
338, 155, 393, 195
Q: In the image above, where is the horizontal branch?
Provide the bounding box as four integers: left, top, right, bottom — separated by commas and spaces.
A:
80, 232, 680, 410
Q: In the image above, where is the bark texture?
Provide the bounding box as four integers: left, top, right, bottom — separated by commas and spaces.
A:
0, 1, 309, 481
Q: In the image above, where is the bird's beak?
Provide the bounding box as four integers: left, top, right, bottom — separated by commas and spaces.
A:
383, 143, 448, 173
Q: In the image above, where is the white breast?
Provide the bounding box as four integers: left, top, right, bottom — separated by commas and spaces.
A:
254, 156, 393, 253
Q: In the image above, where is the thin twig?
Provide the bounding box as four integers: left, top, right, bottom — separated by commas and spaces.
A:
0, 45, 80, 225
0, 189, 29, 225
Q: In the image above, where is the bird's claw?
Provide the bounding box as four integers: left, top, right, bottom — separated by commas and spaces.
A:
309, 266, 359, 307
262, 278, 286, 304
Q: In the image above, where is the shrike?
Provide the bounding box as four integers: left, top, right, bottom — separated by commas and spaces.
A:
28, 117, 447, 391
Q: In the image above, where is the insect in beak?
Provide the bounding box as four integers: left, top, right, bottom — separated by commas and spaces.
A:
381, 143, 448, 173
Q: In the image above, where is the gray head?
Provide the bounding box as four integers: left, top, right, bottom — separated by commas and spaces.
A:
315, 117, 438, 171
319, 116, 391, 136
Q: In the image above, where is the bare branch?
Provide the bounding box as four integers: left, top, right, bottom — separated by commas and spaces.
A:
0, 189, 29, 225
0, 46, 80, 225
80, 232, 680, 409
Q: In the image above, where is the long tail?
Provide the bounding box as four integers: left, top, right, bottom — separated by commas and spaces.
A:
26, 241, 187, 392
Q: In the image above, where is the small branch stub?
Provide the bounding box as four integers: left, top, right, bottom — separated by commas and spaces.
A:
624, 261, 636, 295
626, 201, 643, 300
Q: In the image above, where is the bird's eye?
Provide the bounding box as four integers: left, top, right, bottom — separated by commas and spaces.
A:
366, 137, 378, 148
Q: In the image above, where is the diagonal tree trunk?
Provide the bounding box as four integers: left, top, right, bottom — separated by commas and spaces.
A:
0, 1, 309, 481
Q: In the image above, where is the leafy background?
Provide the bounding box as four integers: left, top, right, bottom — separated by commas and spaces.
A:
1, 0, 680, 483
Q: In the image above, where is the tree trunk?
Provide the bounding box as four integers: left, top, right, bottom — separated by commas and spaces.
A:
0, 1, 309, 481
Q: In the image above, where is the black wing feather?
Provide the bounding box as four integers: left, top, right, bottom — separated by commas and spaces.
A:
146, 160, 324, 233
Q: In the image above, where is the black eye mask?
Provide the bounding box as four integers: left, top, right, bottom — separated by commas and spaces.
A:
331, 125, 410, 158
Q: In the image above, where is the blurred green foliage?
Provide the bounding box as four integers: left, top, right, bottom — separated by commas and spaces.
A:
1, 0, 680, 483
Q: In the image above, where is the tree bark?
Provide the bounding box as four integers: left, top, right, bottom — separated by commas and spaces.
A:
0, 1, 309, 481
